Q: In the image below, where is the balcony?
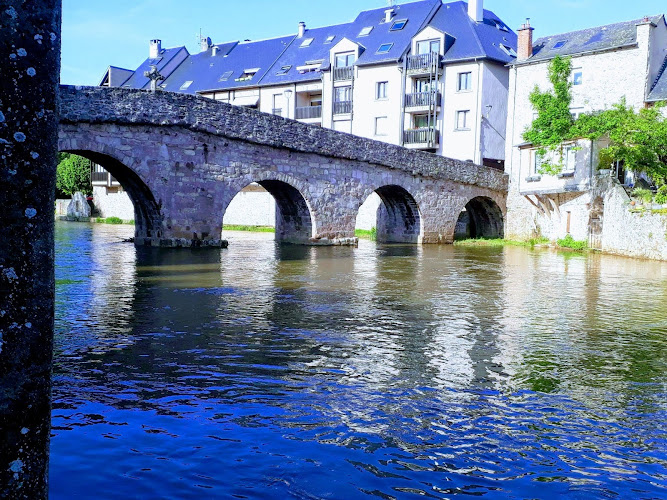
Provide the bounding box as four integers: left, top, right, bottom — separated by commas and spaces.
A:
406, 52, 441, 75
333, 66, 354, 82
272, 108, 283, 116
405, 91, 441, 110
404, 127, 439, 149
333, 101, 352, 115
295, 105, 322, 120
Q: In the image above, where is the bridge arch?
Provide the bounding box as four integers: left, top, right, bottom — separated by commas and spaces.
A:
224, 176, 315, 244
455, 196, 504, 240
58, 145, 162, 242
358, 184, 422, 243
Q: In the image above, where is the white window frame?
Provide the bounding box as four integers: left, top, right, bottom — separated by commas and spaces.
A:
180, 81, 193, 90
375, 116, 388, 136
572, 69, 583, 86
375, 81, 388, 100
457, 72, 472, 92
456, 110, 470, 130
562, 145, 576, 173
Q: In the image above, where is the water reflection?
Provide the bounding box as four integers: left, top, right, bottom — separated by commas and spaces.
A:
51, 224, 667, 498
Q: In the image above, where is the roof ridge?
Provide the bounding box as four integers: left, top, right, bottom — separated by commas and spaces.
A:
534, 15, 663, 42
652, 54, 667, 91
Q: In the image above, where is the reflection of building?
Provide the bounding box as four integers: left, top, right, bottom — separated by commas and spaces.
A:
505, 15, 667, 245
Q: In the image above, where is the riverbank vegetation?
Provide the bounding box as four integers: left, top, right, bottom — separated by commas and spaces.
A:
95, 217, 134, 225
454, 237, 549, 248
355, 228, 377, 240
222, 225, 275, 232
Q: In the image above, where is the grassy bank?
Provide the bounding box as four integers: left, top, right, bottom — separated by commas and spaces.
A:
454, 237, 549, 248
355, 228, 377, 240
95, 217, 134, 225
223, 225, 275, 233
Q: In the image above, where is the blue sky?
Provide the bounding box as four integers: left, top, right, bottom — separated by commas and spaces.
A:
62, 0, 666, 85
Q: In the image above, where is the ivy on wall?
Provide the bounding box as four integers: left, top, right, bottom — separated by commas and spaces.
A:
523, 55, 667, 182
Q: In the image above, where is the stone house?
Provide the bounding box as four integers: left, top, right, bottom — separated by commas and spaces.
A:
505, 14, 667, 255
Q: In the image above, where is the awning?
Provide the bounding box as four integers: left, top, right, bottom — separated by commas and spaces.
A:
232, 95, 259, 107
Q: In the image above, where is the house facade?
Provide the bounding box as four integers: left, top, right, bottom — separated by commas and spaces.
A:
94, 0, 516, 225
505, 15, 667, 246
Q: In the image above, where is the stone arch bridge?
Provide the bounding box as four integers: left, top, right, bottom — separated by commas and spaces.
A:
59, 86, 508, 247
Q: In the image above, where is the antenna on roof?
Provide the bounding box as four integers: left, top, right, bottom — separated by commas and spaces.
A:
386, 0, 395, 6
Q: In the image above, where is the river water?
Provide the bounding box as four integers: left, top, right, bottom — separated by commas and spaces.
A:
50, 222, 667, 499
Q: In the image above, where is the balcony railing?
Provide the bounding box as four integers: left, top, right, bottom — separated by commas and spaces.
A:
272, 108, 282, 116
295, 105, 322, 120
91, 170, 108, 183
333, 101, 352, 115
406, 52, 441, 74
404, 127, 439, 147
333, 66, 354, 81
405, 91, 441, 108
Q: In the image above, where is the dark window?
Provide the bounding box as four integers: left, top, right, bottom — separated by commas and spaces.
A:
390, 19, 407, 31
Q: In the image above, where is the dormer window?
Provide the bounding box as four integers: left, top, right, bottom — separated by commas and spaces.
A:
416, 39, 440, 55
276, 65, 291, 76
553, 40, 567, 49
325, 35, 335, 44
500, 44, 517, 57
390, 19, 407, 31
358, 26, 373, 37
300, 38, 314, 47
335, 52, 355, 68
180, 81, 193, 90
219, 70, 233, 82
377, 43, 393, 54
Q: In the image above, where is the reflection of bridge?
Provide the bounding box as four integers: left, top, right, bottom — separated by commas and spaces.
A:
59, 86, 507, 247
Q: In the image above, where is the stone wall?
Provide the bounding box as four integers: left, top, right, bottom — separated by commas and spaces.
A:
92, 186, 134, 220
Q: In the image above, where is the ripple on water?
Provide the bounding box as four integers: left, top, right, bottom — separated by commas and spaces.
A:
50, 224, 667, 498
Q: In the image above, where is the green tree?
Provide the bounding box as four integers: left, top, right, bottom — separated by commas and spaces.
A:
56, 153, 92, 196
574, 101, 667, 183
522, 55, 575, 175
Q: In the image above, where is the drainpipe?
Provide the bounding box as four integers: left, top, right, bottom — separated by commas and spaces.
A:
399, 57, 407, 146
474, 58, 483, 164
510, 64, 519, 192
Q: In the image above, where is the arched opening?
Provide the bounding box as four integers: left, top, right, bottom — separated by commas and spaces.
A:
455, 196, 504, 240
60, 150, 162, 242
356, 185, 421, 243
223, 180, 313, 244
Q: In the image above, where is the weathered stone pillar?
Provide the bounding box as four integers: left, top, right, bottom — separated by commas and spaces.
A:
0, 1, 61, 497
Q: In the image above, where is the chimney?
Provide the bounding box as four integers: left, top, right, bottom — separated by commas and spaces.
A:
517, 19, 534, 60
200, 36, 212, 53
385, 8, 395, 23
149, 39, 161, 59
298, 21, 306, 38
468, 0, 483, 23
212, 45, 219, 57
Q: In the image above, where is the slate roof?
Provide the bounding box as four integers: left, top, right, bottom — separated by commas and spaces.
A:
121, 47, 188, 90
431, 1, 517, 64
525, 15, 663, 63
105, 0, 517, 93
99, 66, 134, 87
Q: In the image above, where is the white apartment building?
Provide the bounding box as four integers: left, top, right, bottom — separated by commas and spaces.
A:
505, 14, 667, 245
95, 1, 517, 226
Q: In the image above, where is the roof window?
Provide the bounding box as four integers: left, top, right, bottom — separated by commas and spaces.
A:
300, 38, 314, 47
219, 70, 234, 82
276, 65, 291, 76
377, 43, 393, 54
236, 68, 259, 82
500, 44, 517, 57
390, 19, 407, 31
358, 26, 373, 37
180, 81, 193, 90
553, 40, 567, 49
495, 21, 509, 32
325, 35, 335, 44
